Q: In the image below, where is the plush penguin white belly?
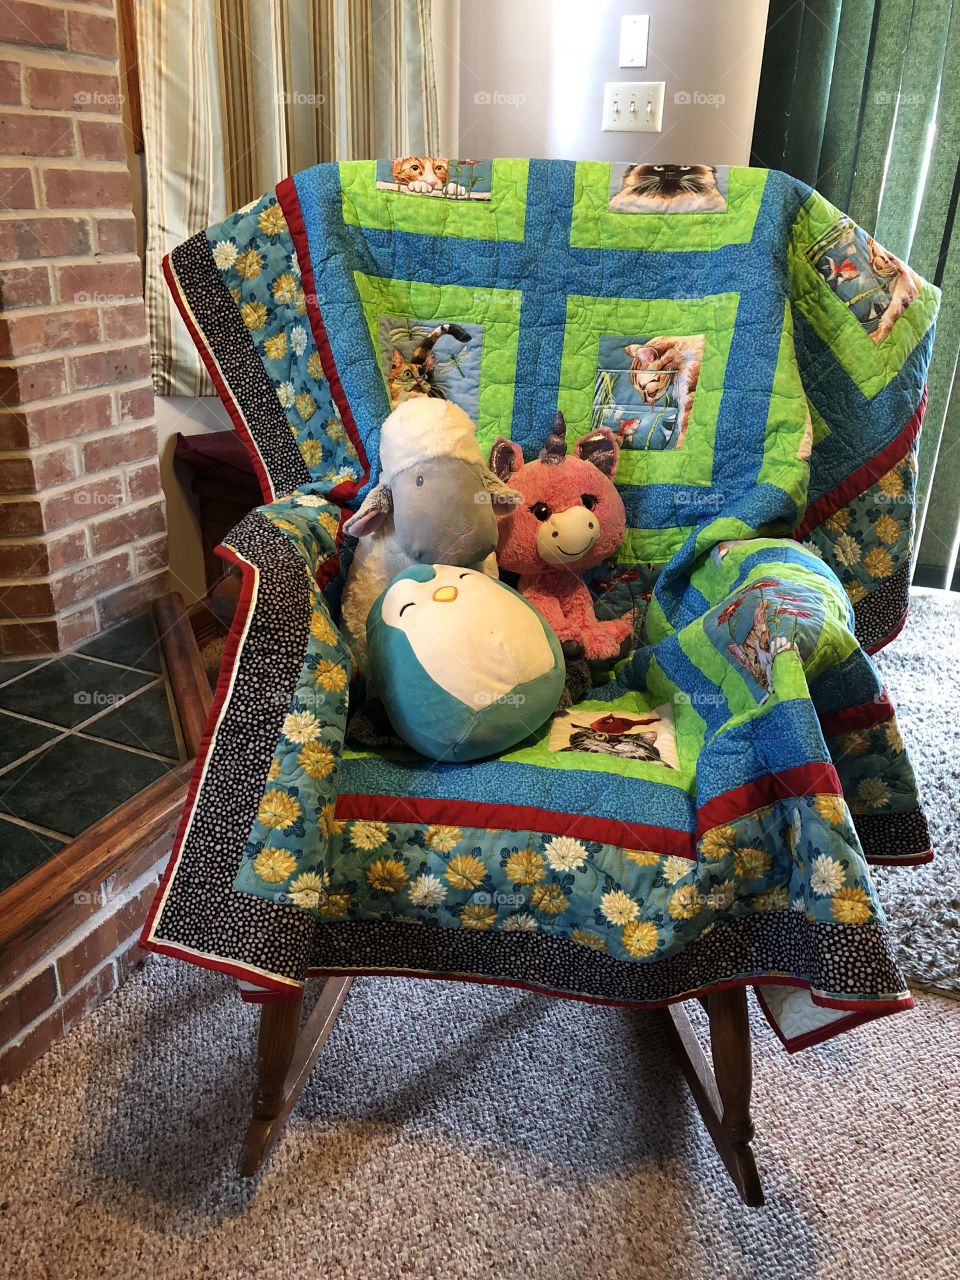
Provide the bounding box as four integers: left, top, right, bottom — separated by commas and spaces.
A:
367, 564, 565, 762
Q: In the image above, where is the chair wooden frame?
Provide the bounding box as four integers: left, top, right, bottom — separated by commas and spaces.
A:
237, 981, 764, 1206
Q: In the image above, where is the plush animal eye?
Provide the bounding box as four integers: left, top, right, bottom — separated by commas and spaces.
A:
653, 165, 664, 171
399, 601, 415, 616
581, 493, 599, 511
416, 474, 424, 486
530, 502, 551, 521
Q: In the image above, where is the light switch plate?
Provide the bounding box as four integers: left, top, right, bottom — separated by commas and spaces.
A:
619, 14, 649, 67
601, 80, 664, 132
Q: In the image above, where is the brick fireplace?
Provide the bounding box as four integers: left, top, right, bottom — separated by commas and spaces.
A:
0, 0, 180, 1083
0, 0, 167, 656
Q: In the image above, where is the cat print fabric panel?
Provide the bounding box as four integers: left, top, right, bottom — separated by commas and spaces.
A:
805, 217, 921, 343
608, 164, 729, 214
377, 315, 484, 417
703, 575, 827, 706
548, 704, 680, 769
594, 333, 704, 449
376, 158, 494, 201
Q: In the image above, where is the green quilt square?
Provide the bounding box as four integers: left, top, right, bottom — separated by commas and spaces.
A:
354, 273, 521, 454
558, 292, 740, 490
570, 163, 767, 251
340, 159, 529, 242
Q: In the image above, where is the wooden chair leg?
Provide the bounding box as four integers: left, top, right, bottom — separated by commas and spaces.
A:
708, 986, 764, 1206
660, 986, 765, 1206
238, 994, 304, 1177
238, 977, 353, 1177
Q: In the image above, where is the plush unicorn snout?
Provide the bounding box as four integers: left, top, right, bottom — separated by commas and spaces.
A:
536, 504, 600, 566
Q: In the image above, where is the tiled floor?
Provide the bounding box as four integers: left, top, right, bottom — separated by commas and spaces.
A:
0, 611, 187, 892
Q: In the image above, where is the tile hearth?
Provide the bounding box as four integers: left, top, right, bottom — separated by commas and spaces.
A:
0, 612, 188, 892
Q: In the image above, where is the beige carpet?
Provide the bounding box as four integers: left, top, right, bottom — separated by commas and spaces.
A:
873, 589, 960, 995
1, 956, 959, 1280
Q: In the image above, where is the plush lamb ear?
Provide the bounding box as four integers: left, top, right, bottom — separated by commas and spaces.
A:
576, 427, 619, 478
488, 436, 524, 483
480, 467, 522, 509
343, 484, 392, 537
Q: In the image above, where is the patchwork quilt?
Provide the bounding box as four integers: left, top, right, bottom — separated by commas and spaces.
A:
142, 159, 939, 1051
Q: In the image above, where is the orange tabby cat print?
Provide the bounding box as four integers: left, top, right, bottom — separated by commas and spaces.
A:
624, 335, 704, 447
865, 236, 920, 344
390, 157, 466, 196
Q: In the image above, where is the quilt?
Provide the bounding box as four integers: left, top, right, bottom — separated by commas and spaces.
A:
142, 159, 939, 1051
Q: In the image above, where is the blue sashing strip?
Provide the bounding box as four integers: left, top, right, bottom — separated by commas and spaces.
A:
795, 311, 933, 504
338, 751, 694, 836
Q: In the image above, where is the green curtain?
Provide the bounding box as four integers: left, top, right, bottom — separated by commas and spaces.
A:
752, 0, 960, 587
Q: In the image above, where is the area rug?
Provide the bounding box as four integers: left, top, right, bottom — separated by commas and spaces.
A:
0, 956, 958, 1280
873, 588, 960, 996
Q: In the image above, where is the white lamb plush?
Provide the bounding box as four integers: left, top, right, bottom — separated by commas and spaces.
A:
340, 398, 520, 668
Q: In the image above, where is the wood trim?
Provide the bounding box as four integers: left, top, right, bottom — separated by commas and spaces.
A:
153, 592, 213, 756
117, 0, 144, 153
0, 763, 192, 960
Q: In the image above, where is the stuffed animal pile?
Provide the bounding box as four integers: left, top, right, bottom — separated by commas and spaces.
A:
348, 403, 632, 761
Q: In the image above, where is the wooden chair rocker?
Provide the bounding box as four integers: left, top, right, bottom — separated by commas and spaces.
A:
239, 979, 763, 1205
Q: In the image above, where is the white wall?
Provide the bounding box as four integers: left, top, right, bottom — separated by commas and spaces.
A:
458, 0, 769, 165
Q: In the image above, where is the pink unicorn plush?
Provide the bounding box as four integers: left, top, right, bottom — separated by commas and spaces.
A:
488, 413, 633, 661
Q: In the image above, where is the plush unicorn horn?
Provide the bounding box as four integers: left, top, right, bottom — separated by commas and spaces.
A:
539, 411, 568, 466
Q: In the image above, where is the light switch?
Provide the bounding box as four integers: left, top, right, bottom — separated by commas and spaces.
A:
619, 14, 649, 68
601, 81, 664, 132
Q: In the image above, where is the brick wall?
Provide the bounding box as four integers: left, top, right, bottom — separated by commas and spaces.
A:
0, 0, 167, 655
0, 838, 166, 1082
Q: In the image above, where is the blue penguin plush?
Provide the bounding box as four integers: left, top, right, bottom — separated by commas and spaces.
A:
366, 564, 565, 762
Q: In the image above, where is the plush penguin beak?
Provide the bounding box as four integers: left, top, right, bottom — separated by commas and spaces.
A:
432, 585, 458, 603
